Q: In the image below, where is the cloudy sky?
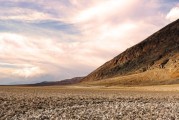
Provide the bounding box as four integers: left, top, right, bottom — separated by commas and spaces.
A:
0, 0, 179, 84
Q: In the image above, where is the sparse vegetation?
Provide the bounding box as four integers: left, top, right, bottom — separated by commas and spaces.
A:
0, 86, 179, 119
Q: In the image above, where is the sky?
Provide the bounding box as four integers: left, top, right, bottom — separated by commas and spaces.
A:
0, 0, 179, 85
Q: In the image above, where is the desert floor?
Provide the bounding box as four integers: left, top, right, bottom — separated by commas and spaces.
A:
0, 85, 179, 120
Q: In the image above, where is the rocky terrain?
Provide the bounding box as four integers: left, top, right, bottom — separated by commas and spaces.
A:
0, 86, 179, 120
82, 19, 179, 85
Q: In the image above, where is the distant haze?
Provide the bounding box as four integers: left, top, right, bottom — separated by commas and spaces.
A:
0, 0, 179, 84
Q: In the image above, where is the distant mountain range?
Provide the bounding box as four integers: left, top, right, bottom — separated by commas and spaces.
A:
80, 19, 179, 86
28, 77, 83, 86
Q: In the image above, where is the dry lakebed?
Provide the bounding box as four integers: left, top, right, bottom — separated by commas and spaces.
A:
0, 85, 179, 120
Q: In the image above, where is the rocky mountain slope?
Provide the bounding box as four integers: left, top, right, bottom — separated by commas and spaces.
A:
81, 19, 179, 85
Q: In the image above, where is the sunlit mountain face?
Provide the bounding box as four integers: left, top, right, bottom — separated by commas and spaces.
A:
0, 0, 178, 85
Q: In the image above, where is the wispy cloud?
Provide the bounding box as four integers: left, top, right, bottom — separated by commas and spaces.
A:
166, 6, 179, 21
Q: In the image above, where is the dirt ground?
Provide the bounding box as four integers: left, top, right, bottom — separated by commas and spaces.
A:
0, 85, 179, 120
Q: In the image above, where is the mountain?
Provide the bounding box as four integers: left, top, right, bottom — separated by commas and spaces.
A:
81, 19, 179, 86
28, 77, 83, 86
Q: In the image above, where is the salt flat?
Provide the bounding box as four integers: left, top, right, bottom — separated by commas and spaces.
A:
0, 85, 179, 120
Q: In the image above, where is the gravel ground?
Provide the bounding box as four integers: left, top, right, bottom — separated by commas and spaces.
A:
0, 86, 179, 120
